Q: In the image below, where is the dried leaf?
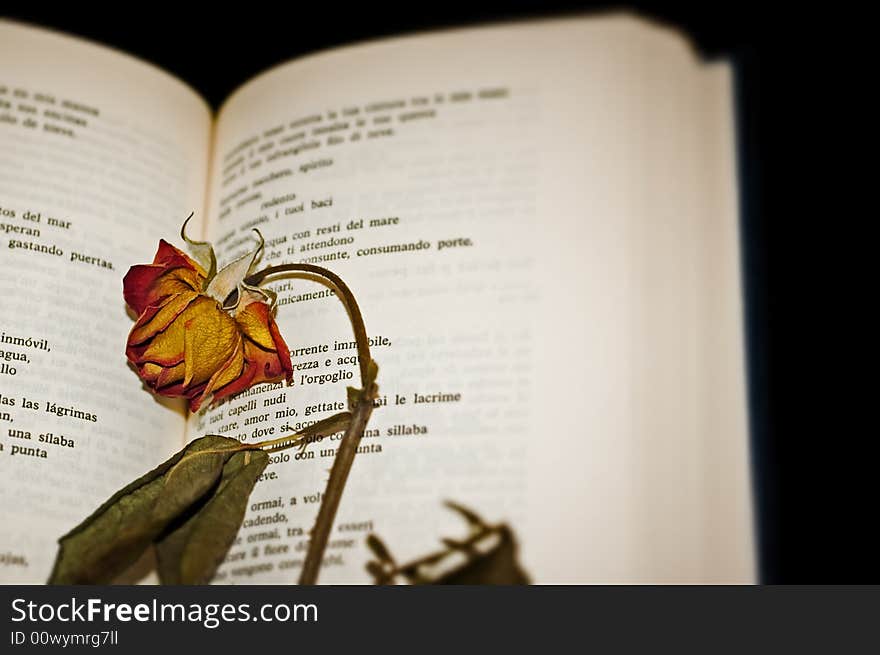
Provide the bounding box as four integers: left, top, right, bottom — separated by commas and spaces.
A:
47, 435, 242, 584
157, 449, 268, 584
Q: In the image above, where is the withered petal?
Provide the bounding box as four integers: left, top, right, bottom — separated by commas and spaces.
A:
207, 361, 259, 409
209, 306, 292, 407
235, 302, 278, 351
202, 339, 245, 399
155, 361, 186, 389
128, 291, 199, 347
123, 240, 206, 316
181, 297, 242, 388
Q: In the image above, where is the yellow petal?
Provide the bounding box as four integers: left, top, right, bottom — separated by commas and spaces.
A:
140, 362, 164, 383
129, 291, 199, 346
203, 339, 245, 397
156, 361, 186, 389
234, 302, 277, 350
139, 307, 188, 366
182, 297, 242, 387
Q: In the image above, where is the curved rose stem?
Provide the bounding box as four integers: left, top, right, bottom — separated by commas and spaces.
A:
246, 264, 371, 383
245, 263, 377, 586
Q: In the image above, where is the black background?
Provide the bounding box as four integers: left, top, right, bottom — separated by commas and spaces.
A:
2, 3, 868, 583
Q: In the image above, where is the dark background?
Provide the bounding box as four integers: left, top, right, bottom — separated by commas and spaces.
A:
2, 3, 866, 583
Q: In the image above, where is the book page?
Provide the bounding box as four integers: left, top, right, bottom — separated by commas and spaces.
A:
0, 21, 211, 583
629, 45, 752, 580
193, 14, 754, 583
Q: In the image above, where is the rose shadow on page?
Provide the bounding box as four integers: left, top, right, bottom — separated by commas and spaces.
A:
366, 502, 531, 585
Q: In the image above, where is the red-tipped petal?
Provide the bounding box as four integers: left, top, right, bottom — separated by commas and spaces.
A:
236, 302, 293, 382
123, 240, 205, 315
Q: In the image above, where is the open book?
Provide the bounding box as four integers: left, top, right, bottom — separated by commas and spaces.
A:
0, 13, 754, 583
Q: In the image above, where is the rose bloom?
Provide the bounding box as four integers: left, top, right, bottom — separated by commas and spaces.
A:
123, 240, 292, 411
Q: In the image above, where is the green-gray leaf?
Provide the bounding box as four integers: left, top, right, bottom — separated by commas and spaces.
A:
156, 449, 268, 584
47, 435, 242, 584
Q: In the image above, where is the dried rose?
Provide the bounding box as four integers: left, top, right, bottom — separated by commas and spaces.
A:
123, 223, 292, 411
